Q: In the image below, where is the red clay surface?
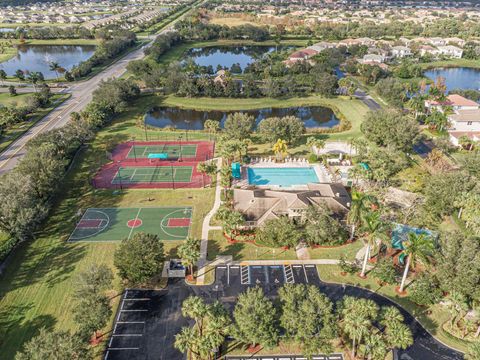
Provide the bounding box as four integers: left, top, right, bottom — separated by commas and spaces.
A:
167, 218, 191, 227
127, 219, 143, 228
94, 140, 215, 189
111, 141, 214, 162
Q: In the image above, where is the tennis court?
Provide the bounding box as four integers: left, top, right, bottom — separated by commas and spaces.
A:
68, 207, 192, 242
111, 166, 193, 185
126, 144, 198, 160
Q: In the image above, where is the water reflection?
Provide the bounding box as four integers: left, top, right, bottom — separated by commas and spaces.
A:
145, 106, 340, 130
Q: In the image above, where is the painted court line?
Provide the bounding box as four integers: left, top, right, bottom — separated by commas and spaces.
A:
127, 208, 142, 240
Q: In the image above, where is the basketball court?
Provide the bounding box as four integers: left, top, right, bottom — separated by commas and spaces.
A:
68, 207, 192, 242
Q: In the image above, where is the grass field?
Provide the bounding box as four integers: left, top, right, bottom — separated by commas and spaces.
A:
419, 58, 480, 70
0, 92, 31, 106
209, 17, 258, 27
0, 99, 216, 359
0, 93, 71, 154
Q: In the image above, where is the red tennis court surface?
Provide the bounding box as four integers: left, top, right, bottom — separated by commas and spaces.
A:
167, 218, 191, 227
94, 140, 215, 189
111, 141, 214, 162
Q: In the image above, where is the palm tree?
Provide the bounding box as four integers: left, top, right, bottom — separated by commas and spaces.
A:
398, 232, 434, 293
177, 238, 200, 278
174, 327, 199, 360
344, 313, 370, 358
204, 119, 220, 140
306, 136, 325, 152
364, 332, 387, 360
445, 291, 469, 329
27, 71, 41, 92
406, 95, 425, 120
384, 322, 414, 351
347, 189, 377, 241
182, 296, 209, 336
272, 138, 288, 162
0, 69, 6, 85
49, 61, 61, 80
359, 211, 389, 278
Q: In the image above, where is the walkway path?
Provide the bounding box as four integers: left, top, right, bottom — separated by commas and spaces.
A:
196, 157, 222, 285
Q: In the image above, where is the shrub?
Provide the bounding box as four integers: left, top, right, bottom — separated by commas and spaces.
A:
371, 258, 397, 284
308, 153, 318, 163
339, 254, 360, 275
409, 272, 443, 306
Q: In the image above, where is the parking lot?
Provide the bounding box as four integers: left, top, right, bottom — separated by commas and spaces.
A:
104, 264, 462, 360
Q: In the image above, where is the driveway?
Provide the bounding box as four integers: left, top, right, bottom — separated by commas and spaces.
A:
104, 265, 463, 360
354, 89, 382, 110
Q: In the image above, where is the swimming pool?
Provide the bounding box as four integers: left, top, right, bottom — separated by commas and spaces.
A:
247, 167, 320, 187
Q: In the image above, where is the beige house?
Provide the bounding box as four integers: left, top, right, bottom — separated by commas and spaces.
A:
447, 109, 480, 146
233, 183, 351, 228
425, 94, 479, 112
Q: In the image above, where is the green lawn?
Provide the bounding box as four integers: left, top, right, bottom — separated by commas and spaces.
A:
0, 100, 216, 359
207, 231, 298, 261
318, 264, 471, 353
0, 92, 31, 106
419, 58, 480, 70
0, 93, 71, 154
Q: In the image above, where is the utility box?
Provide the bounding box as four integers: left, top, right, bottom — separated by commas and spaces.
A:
167, 259, 186, 278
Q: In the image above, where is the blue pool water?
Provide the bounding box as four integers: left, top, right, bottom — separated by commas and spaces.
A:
247, 167, 319, 187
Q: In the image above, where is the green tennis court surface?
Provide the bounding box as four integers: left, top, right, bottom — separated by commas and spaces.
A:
68, 207, 192, 242
126, 144, 197, 159
112, 166, 193, 184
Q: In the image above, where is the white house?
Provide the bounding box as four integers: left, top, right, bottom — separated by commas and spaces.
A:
307, 41, 336, 53
428, 37, 447, 46
419, 45, 441, 57
391, 46, 412, 58
448, 109, 480, 146
361, 53, 385, 63
436, 45, 463, 59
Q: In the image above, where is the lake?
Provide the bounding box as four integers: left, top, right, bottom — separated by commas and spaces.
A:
144, 106, 340, 130
0, 44, 96, 79
424, 67, 480, 92
185, 45, 293, 73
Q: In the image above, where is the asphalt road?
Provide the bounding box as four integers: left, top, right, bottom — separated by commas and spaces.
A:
104, 265, 463, 360
354, 89, 382, 110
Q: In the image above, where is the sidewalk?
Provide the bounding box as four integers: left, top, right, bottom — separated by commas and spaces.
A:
196, 157, 222, 285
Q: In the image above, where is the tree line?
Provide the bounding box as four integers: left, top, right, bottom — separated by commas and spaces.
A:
0, 78, 140, 262
67, 28, 137, 80
175, 286, 413, 360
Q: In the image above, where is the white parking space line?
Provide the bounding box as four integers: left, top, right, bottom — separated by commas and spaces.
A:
108, 347, 140, 350
303, 265, 309, 283
121, 309, 148, 312
227, 265, 230, 285
117, 321, 146, 324
112, 334, 143, 337
124, 298, 150, 301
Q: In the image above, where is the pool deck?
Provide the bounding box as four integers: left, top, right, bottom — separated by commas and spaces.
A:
235, 160, 332, 190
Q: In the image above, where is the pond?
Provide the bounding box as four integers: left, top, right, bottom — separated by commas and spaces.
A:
185, 45, 293, 73
424, 67, 480, 92
144, 106, 340, 130
0, 44, 96, 79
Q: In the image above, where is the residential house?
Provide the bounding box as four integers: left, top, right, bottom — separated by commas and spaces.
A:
391, 45, 412, 58
428, 37, 447, 46
425, 94, 480, 112
233, 183, 351, 229
287, 48, 318, 63
445, 37, 466, 47
360, 53, 385, 63
447, 109, 480, 146
436, 45, 463, 59
419, 45, 441, 57
307, 41, 336, 53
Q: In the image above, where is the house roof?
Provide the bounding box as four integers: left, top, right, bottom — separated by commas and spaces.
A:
233, 183, 351, 226
449, 131, 480, 140
449, 109, 480, 122
426, 94, 479, 108
289, 48, 318, 59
